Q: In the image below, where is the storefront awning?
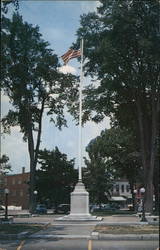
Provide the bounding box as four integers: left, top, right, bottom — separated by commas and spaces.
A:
110, 196, 126, 201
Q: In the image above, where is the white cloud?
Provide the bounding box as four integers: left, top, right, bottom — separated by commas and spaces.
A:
1, 129, 29, 174
58, 65, 77, 75
82, 117, 110, 157
1, 94, 9, 103
80, 1, 100, 13
1, 94, 12, 117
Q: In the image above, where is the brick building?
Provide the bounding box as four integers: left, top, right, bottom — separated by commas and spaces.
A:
4, 167, 30, 209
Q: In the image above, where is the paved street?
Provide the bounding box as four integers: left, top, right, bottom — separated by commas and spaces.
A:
0, 214, 159, 250
12, 214, 141, 239
0, 239, 159, 250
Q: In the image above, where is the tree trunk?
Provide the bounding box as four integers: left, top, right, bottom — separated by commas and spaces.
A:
145, 179, 154, 212
34, 98, 45, 165
153, 136, 160, 213
136, 94, 152, 212
27, 100, 45, 214
136, 88, 159, 213
28, 122, 36, 214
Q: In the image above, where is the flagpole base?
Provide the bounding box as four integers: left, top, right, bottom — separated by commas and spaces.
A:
55, 181, 102, 221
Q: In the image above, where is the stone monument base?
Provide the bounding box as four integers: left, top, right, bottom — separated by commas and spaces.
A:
55, 181, 102, 221
55, 214, 102, 221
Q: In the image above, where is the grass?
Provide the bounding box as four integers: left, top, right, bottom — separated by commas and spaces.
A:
0, 224, 44, 234
92, 210, 135, 216
94, 225, 159, 234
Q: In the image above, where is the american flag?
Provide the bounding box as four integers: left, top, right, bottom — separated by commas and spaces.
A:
61, 49, 81, 65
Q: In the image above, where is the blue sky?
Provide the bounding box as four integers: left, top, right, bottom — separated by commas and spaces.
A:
2, 1, 110, 174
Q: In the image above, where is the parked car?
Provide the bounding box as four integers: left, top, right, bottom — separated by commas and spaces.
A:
110, 203, 121, 209
90, 204, 100, 213
91, 204, 117, 212
35, 204, 47, 214
0, 205, 4, 210
57, 204, 70, 214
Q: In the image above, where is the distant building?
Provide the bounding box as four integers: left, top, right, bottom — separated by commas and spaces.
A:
4, 167, 30, 209
109, 179, 132, 206
0, 172, 5, 205
112, 179, 132, 198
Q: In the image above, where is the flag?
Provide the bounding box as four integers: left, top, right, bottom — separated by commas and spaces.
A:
61, 49, 81, 64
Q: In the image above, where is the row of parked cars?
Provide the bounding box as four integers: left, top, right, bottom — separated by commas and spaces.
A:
1, 203, 120, 215
90, 203, 120, 212
36, 203, 120, 214
35, 204, 70, 214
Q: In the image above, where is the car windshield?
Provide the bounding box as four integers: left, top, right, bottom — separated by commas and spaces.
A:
37, 205, 45, 208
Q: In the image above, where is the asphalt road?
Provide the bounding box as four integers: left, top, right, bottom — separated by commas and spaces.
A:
0, 239, 159, 250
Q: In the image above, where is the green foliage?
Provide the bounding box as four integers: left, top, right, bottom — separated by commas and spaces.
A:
1, 0, 19, 14
99, 128, 142, 184
84, 127, 142, 204
36, 147, 78, 207
84, 136, 114, 205
2, 13, 78, 134
1, 12, 78, 212
75, 0, 160, 212
74, 0, 160, 124
0, 154, 12, 174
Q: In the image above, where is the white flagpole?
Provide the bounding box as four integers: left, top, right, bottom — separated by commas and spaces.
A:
78, 38, 84, 181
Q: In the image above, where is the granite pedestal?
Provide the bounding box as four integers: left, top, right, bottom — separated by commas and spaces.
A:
55, 181, 102, 221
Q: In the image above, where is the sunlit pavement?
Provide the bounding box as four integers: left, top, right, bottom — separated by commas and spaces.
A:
0, 239, 159, 250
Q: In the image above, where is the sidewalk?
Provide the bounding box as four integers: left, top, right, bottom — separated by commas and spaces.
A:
11, 215, 159, 240
0, 214, 159, 241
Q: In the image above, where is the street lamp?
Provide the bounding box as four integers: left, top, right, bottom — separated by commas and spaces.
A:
33, 190, 38, 213
140, 187, 147, 222
133, 189, 137, 212
4, 188, 9, 220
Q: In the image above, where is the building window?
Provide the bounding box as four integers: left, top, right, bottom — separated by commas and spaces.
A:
0, 179, 4, 184
20, 190, 23, 197
12, 179, 15, 185
121, 184, 124, 193
126, 185, 130, 192
116, 184, 119, 192
12, 190, 16, 196
18, 179, 22, 184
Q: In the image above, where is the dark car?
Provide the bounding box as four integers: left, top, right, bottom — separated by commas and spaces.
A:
0, 205, 4, 210
110, 203, 121, 209
91, 204, 117, 212
35, 204, 47, 214
57, 204, 70, 214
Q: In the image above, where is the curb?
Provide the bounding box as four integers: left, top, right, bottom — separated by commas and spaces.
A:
91, 232, 159, 241
97, 221, 159, 227
0, 232, 159, 241
0, 232, 158, 240
29, 234, 90, 239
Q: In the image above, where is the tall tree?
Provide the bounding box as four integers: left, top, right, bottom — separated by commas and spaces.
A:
74, 0, 160, 212
84, 138, 114, 206
84, 127, 142, 208
36, 147, 78, 210
1, 13, 78, 212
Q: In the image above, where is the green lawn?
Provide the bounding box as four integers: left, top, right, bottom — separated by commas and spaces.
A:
0, 224, 44, 234
94, 225, 159, 234
92, 210, 135, 216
